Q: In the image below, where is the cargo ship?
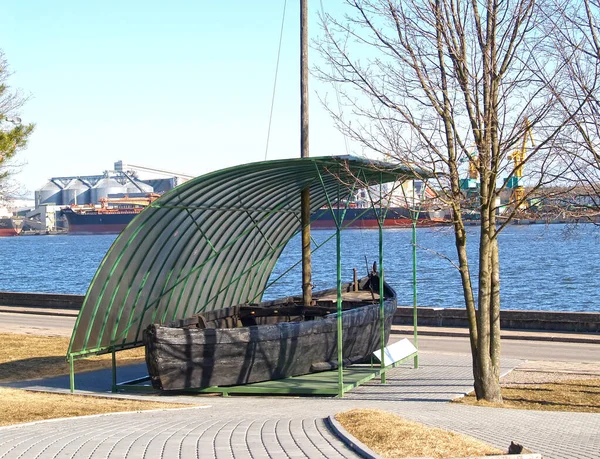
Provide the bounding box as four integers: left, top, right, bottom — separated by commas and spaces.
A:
0, 217, 22, 236
311, 205, 449, 229
0, 205, 22, 237
62, 194, 159, 235
63, 195, 448, 234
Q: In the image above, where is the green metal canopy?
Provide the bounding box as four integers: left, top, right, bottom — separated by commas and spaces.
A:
67, 155, 427, 360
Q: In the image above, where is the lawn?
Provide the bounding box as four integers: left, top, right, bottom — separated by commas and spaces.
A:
336, 409, 503, 459
0, 333, 187, 426
456, 378, 600, 413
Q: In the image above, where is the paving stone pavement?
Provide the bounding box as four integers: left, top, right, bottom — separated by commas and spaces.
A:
2, 352, 599, 459
0, 413, 357, 459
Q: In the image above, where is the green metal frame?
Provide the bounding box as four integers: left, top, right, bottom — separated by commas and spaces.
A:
399, 178, 431, 369
67, 156, 428, 393
113, 353, 418, 396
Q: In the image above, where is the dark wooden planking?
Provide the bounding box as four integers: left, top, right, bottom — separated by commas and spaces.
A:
144, 277, 396, 391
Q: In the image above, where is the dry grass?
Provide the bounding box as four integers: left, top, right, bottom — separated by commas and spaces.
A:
0, 333, 190, 427
336, 409, 503, 459
0, 387, 187, 427
457, 378, 600, 413
0, 333, 145, 383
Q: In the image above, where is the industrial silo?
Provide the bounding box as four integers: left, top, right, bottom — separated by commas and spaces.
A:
90, 177, 127, 204
35, 181, 63, 207
61, 179, 91, 205
124, 179, 154, 195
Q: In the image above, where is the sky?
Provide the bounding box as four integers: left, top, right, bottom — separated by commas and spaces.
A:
1, 0, 355, 196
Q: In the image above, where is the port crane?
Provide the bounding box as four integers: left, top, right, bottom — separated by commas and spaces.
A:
459, 150, 479, 193
506, 119, 534, 209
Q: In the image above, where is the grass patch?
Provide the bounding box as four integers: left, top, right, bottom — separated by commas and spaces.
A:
0, 333, 190, 427
0, 333, 145, 383
336, 409, 502, 459
456, 378, 600, 413
0, 387, 187, 427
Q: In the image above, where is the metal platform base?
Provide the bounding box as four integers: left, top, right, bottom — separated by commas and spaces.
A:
115, 352, 417, 397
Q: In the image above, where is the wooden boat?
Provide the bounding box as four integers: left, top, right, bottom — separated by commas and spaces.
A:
143, 273, 396, 391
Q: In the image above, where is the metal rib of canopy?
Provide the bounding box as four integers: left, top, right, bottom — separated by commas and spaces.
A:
67, 155, 427, 359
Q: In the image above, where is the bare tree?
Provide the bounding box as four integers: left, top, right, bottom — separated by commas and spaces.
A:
539, 0, 600, 221
316, 0, 570, 401
0, 49, 34, 198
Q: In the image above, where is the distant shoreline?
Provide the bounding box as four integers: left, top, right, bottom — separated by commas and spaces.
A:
1, 291, 598, 334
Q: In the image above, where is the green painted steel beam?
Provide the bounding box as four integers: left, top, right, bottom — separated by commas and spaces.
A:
67, 156, 429, 360
115, 356, 418, 396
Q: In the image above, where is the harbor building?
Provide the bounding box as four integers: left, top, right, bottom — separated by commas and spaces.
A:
23, 161, 192, 234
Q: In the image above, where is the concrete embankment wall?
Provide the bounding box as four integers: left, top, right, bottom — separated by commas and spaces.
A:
1, 291, 599, 333
0, 292, 84, 310
394, 306, 600, 333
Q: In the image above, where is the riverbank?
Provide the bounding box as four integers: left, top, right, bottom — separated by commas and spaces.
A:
2, 291, 600, 337
394, 306, 600, 333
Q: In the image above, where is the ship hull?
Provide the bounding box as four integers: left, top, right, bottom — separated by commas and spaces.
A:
0, 218, 22, 237
63, 209, 138, 234
63, 205, 450, 234
311, 207, 449, 229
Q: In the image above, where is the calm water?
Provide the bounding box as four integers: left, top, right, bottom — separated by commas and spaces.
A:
0, 224, 598, 312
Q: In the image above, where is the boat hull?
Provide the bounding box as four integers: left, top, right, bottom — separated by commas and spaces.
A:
144, 280, 397, 391
62, 209, 139, 234
0, 218, 22, 237
311, 207, 449, 229
63, 205, 449, 234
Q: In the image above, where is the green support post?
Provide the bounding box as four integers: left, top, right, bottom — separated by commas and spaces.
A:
412, 219, 419, 369
336, 220, 344, 397
69, 354, 75, 393
112, 349, 117, 393
379, 212, 386, 383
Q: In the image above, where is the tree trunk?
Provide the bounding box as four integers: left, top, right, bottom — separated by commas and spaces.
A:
473, 200, 503, 402
452, 209, 478, 349
490, 230, 502, 383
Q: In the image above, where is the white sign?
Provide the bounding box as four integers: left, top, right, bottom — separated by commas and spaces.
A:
372, 338, 417, 367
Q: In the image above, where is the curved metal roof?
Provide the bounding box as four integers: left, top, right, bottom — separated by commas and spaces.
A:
68, 156, 427, 359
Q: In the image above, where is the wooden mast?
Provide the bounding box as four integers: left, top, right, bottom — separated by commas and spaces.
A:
300, 0, 312, 306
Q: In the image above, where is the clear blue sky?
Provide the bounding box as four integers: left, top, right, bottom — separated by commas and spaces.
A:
2, 0, 354, 194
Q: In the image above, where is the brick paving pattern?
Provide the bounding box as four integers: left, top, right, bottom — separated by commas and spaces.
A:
1, 351, 599, 459
0, 414, 358, 459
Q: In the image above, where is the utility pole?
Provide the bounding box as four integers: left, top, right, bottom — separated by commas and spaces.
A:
300, 0, 312, 306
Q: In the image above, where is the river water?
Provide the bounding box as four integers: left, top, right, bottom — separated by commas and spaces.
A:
0, 224, 598, 312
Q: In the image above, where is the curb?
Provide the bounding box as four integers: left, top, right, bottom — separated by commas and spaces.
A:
326, 415, 382, 459
391, 328, 600, 344
0, 307, 78, 318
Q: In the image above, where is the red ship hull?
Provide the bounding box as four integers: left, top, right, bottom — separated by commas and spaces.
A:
0, 218, 21, 237
0, 228, 19, 236
310, 207, 450, 230
310, 218, 447, 229
62, 205, 450, 234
